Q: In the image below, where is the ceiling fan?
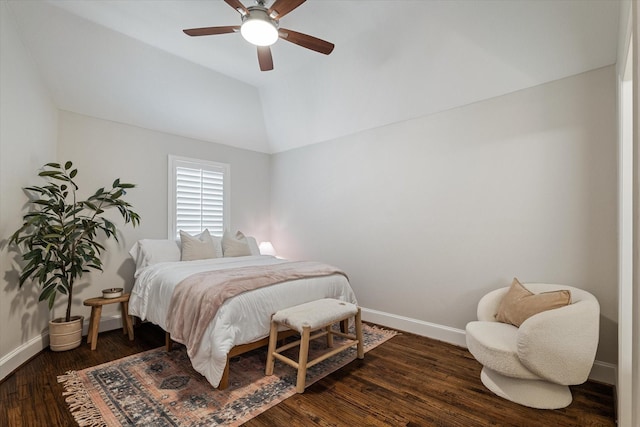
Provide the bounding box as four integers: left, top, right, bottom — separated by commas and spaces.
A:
183, 0, 334, 72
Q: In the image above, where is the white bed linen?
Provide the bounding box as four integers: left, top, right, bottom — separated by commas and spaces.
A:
128, 255, 357, 387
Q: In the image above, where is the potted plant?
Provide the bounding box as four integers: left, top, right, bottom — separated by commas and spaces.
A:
10, 161, 140, 351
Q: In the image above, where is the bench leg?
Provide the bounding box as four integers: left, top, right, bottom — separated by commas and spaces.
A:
296, 326, 311, 393
265, 320, 279, 376
121, 301, 134, 341
340, 319, 349, 333
87, 307, 93, 344
355, 308, 364, 359
88, 306, 102, 350
326, 325, 334, 348
86, 308, 94, 345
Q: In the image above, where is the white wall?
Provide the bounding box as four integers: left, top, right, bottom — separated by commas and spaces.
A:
0, 2, 58, 379
259, 1, 619, 154
632, 1, 639, 424
271, 66, 618, 366
8, 0, 271, 154
55, 111, 271, 324
616, 1, 636, 425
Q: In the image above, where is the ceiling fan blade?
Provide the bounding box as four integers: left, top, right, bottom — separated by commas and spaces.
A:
268, 0, 305, 19
278, 28, 334, 55
183, 26, 240, 36
224, 0, 249, 15
257, 46, 274, 71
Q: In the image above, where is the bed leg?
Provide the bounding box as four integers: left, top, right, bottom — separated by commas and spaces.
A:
218, 358, 230, 390
165, 332, 173, 351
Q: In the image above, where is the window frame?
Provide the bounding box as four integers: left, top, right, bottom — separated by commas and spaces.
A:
168, 155, 230, 240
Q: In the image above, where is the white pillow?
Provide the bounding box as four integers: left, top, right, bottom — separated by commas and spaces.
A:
246, 236, 260, 255
129, 239, 181, 271
195, 229, 223, 258
180, 229, 220, 261
222, 231, 253, 257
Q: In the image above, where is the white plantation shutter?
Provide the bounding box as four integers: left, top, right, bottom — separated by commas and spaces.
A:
169, 156, 229, 239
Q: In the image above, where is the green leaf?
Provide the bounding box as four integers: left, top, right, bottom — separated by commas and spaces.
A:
112, 178, 120, 188
69, 169, 77, 179
83, 201, 98, 211
24, 186, 47, 193
18, 266, 38, 286
64, 161, 72, 170
42, 233, 62, 240
47, 292, 56, 310
40, 282, 57, 300
50, 174, 70, 182
45, 162, 61, 168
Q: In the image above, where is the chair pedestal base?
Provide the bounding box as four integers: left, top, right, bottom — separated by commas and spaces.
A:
480, 367, 573, 409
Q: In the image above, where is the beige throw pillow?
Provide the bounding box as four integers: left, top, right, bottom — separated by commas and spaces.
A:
495, 278, 571, 327
222, 231, 252, 257
180, 229, 217, 261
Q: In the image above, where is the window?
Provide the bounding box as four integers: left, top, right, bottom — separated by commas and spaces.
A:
168, 155, 229, 239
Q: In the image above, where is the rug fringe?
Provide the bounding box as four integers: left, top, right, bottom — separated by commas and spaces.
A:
57, 371, 107, 427
365, 323, 400, 337
362, 324, 399, 350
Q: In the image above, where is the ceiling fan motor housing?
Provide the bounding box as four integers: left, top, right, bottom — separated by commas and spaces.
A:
241, 6, 280, 46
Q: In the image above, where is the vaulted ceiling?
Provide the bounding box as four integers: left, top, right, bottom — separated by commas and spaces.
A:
6, 0, 620, 153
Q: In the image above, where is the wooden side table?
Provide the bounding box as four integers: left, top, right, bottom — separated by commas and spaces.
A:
83, 293, 134, 350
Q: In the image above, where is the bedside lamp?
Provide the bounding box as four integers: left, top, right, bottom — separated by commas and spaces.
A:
259, 241, 276, 256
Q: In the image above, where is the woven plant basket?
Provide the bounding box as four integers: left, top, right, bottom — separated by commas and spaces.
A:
49, 316, 84, 351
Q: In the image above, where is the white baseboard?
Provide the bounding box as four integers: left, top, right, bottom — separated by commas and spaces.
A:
81, 314, 124, 336
0, 332, 49, 381
361, 306, 616, 385
589, 360, 617, 385
1, 309, 619, 387
362, 306, 468, 347
0, 315, 124, 382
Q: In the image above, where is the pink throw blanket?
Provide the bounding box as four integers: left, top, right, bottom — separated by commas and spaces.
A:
166, 261, 347, 356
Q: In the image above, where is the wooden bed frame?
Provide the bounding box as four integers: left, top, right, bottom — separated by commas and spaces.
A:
165, 319, 349, 389
165, 330, 295, 389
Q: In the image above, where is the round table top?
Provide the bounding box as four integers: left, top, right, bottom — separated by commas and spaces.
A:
83, 293, 131, 306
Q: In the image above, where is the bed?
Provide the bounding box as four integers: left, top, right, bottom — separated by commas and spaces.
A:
127, 234, 357, 389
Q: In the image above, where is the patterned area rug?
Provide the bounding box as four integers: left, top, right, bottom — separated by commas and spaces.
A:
58, 324, 396, 426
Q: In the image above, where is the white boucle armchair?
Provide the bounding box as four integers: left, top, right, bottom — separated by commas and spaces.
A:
465, 283, 600, 409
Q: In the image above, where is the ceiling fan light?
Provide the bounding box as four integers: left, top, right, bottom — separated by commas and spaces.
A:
241, 16, 278, 46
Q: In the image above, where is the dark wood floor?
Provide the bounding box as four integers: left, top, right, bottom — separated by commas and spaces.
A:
0, 323, 615, 427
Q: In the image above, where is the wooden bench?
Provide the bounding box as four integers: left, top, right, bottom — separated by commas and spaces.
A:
83, 293, 134, 350
265, 298, 364, 393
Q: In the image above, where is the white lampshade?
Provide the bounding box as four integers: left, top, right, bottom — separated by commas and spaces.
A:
259, 241, 276, 256
241, 15, 278, 46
